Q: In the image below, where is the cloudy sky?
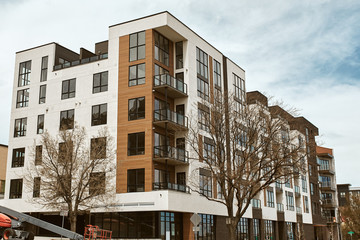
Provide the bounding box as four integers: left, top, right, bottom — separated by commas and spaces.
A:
0, 0, 359, 185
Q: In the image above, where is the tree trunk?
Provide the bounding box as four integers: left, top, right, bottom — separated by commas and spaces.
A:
226, 222, 237, 240
69, 212, 77, 232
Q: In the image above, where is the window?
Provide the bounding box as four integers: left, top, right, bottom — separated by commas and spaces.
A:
197, 214, 215, 240
39, 85, 46, 104
93, 71, 108, 93
91, 137, 107, 159
213, 60, 221, 88
267, 188, 275, 208
264, 220, 274, 240
12, 148, 25, 168
286, 191, 294, 210
128, 132, 145, 156
196, 47, 208, 79
127, 168, 145, 192
234, 73, 246, 113
154, 31, 169, 66
199, 169, 212, 197
237, 218, 249, 240
91, 103, 107, 126
309, 165, 312, 176
340, 192, 346, 198
286, 222, 294, 240
16, 89, 29, 108
198, 105, 210, 132
154, 64, 169, 76
58, 142, 73, 163
61, 78, 76, 99
129, 31, 145, 61
37, 114, 44, 134
89, 172, 105, 195
301, 175, 307, 192
9, 179, 23, 199
217, 182, 224, 200
197, 77, 209, 101
128, 97, 145, 120
304, 196, 309, 213
203, 137, 215, 164
0, 180, 5, 199
175, 41, 183, 69
35, 145, 42, 165
18, 60, 31, 86
40, 56, 48, 82
129, 63, 145, 86
60, 109, 74, 130
14, 117, 27, 137
33, 177, 40, 198
253, 219, 260, 240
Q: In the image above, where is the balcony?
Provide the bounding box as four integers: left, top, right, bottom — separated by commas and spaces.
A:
294, 185, 301, 197
318, 165, 335, 175
53, 53, 108, 70
275, 182, 283, 193
153, 182, 190, 193
322, 198, 337, 208
153, 74, 188, 98
277, 203, 284, 212
153, 109, 188, 131
320, 181, 336, 191
153, 146, 189, 165
252, 199, 261, 209
296, 207, 302, 215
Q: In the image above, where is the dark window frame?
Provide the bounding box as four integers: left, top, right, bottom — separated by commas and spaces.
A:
61, 78, 76, 100
16, 88, 29, 108
154, 31, 169, 66
93, 71, 108, 93
35, 145, 42, 165
14, 118, 27, 137
213, 59, 221, 88
18, 60, 31, 87
12, 148, 25, 168
89, 172, 106, 195
127, 168, 145, 192
90, 137, 107, 160
129, 31, 146, 62
33, 177, 41, 198
60, 109, 74, 130
37, 114, 44, 134
175, 41, 183, 69
128, 97, 145, 121
40, 56, 48, 82
9, 179, 23, 199
91, 103, 107, 126
198, 107, 210, 132
128, 63, 145, 86
39, 84, 46, 104
199, 170, 212, 197
128, 132, 145, 156
267, 188, 275, 208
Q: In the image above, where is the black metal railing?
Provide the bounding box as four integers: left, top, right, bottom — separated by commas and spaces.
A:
153, 146, 189, 164
53, 53, 108, 70
154, 109, 188, 128
153, 182, 190, 193
154, 74, 188, 95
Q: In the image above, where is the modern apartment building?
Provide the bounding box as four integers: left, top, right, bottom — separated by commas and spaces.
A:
316, 146, 340, 240
0, 144, 7, 199
1, 11, 333, 240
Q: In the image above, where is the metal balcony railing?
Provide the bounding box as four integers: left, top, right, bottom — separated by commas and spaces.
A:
53, 53, 108, 70
154, 109, 188, 129
252, 199, 261, 209
153, 182, 190, 193
277, 203, 284, 212
153, 74, 188, 96
320, 181, 335, 189
153, 146, 189, 164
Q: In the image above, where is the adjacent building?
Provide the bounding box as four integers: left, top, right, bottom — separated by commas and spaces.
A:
0, 11, 339, 240
0, 144, 7, 199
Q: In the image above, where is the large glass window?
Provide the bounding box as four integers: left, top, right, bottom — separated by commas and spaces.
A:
93, 71, 108, 93
128, 97, 145, 120
200, 169, 212, 197
213, 60, 221, 88
197, 214, 215, 240
301, 175, 307, 192
253, 219, 260, 240
154, 31, 169, 66
33, 177, 40, 198
90, 137, 107, 159
40, 56, 48, 82
39, 85, 46, 104
286, 191, 295, 211
12, 148, 25, 168
9, 179, 23, 199
127, 168, 145, 192
234, 73, 246, 113
128, 132, 145, 156
304, 196, 309, 213
37, 114, 44, 134
175, 41, 183, 69
61, 78, 76, 99
203, 137, 215, 164
129, 63, 145, 86
60, 109, 74, 130
16, 89, 29, 108
264, 220, 274, 240
196, 47, 208, 79
286, 222, 294, 240
198, 105, 210, 132
89, 172, 105, 195
92, 103, 107, 126
267, 188, 275, 208
14, 117, 27, 137
237, 218, 249, 240
197, 77, 209, 101
18, 60, 31, 87
129, 31, 145, 61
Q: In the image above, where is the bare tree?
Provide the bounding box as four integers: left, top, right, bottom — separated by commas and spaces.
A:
187, 92, 307, 240
24, 125, 116, 232
340, 193, 360, 238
